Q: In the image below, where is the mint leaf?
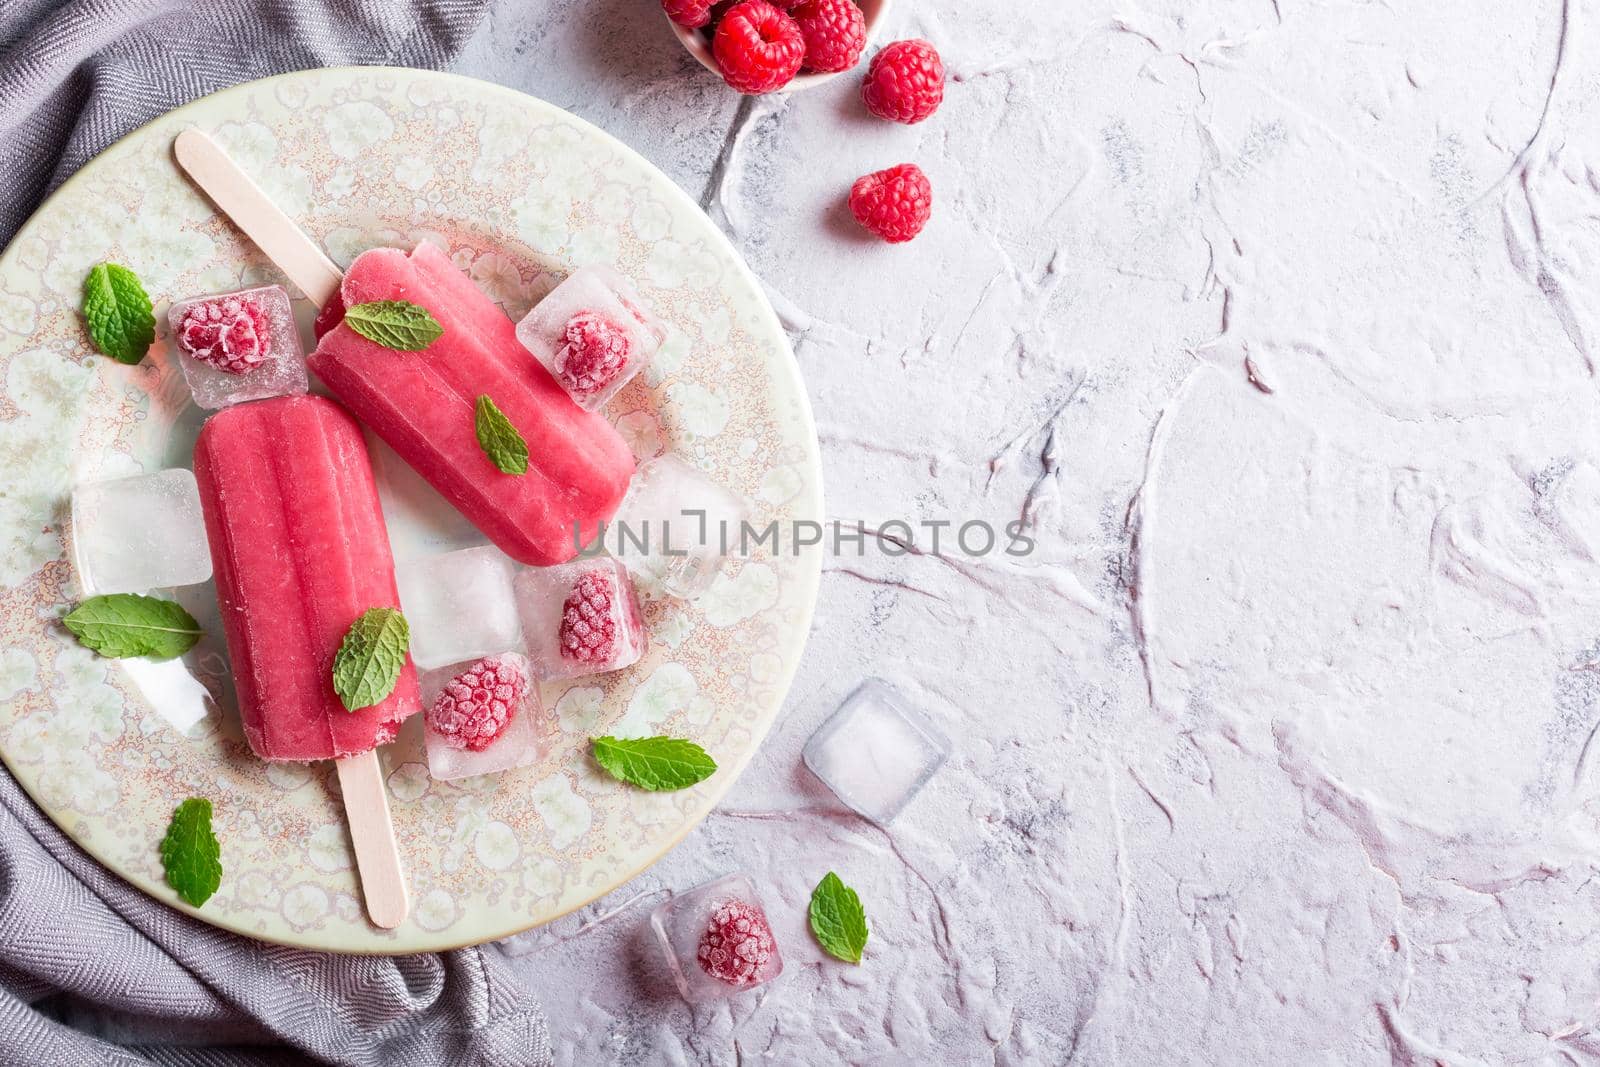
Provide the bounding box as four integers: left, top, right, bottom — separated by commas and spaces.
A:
161, 797, 222, 908
344, 300, 443, 351
475, 395, 528, 475
63, 594, 203, 659
591, 736, 717, 791
809, 872, 869, 963
82, 263, 155, 365
332, 607, 410, 711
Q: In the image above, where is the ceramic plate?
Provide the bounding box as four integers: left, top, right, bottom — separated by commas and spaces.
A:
0, 68, 822, 952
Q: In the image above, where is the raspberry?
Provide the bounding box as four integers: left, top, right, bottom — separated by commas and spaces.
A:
849, 163, 932, 243
555, 312, 632, 398
426, 655, 527, 752
697, 899, 778, 986
176, 296, 272, 374
713, 0, 805, 95
663, 0, 713, 28
862, 39, 944, 124
559, 571, 621, 665
792, 0, 865, 73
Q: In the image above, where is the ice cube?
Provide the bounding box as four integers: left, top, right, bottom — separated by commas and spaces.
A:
610, 455, 751, 599
167, 284, 308, 410
515, 266, 664, 411
803, 679, 951, 824
422, 653, 545, 780
514, 556, 645, 681
649, 874, 784, 1001
397, 546, 522, 670
70, 468, 213, 595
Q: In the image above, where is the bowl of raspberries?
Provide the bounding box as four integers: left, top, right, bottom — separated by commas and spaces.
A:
663, 0, 890, 94
662, 0, 944, 243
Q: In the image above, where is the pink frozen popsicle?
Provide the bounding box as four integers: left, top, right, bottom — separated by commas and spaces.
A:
308, 243, 636, 566
193, 394, 421, 761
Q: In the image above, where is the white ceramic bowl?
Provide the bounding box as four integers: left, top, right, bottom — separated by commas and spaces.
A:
667, 0, 895, 93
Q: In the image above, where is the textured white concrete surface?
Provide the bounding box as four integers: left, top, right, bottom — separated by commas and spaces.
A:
466, 1, 1600, 1061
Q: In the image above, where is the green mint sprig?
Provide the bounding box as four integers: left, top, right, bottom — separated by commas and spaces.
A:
63, 594, 203, 659
161, 797, 222, 908
591, 736, 717, 791
475, 394, 528, 475
809, 871, 869, 963
331, 607, 410, 711
343, 300, 443, 351
82, 263, 155, 365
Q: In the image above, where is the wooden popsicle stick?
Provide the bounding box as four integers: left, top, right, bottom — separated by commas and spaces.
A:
336, 750, 410, 929
172, 127, 344, 306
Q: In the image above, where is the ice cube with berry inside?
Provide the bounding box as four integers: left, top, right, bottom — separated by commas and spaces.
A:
397, 546, 522, 670
513, 556, 646, 681
803, 678, 951, 824
649, 874, 784, 1002
167, 284, 307, 410
610, 454, 751, 599
422, 653, 545, 780
71, 468, 213, 595
514, 266, 665, 411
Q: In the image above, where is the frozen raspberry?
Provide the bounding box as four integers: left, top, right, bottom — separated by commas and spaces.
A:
555, 312, 632, 398
663, 0, 713, 28
713, 0, 805, 95
426, 655, 526, 752
697, 898, 777, 987
849, 163, 932, 243
559, 571, 621, 665
862, 39, 944, 124
176, 297, 272, 374
792, 0, 865, 73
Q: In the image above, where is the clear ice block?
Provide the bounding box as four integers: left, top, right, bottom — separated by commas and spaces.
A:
397, 546, 522, 669
70, 468, 213, 595
168, 284, 308, 410
422, 653, 545, 780
515, 266, 665, 411
803, 679, 951, 824
513, 556, 646, 681
649, 874, 784, 1001
610, 455, 751, 599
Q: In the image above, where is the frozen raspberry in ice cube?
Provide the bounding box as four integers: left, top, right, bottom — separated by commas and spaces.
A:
554, 312, 631, 398
425, 654, 527, 752
176, 296, 272, 374
650, 874, 784, 1000
514, 557, 646, 681
697, 898, 778, 987
515, 266, 664, 411
167, 284, 307, 410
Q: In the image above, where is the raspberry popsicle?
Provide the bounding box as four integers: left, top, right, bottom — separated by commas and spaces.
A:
308, 244, 636, 565
194, 395, 420, 760
194, 394, 416, 928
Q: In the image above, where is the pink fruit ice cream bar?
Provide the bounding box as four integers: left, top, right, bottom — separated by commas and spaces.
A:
309, 244, 636, 565
192, 395, 420, 761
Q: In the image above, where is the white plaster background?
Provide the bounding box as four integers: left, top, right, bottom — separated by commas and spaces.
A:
464, 1, 1600, 1061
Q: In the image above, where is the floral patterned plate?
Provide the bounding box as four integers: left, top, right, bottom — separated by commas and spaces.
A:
0, 68, 821, 952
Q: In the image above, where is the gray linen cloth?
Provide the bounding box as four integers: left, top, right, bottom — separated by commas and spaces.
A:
0, 2, 556, 1064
